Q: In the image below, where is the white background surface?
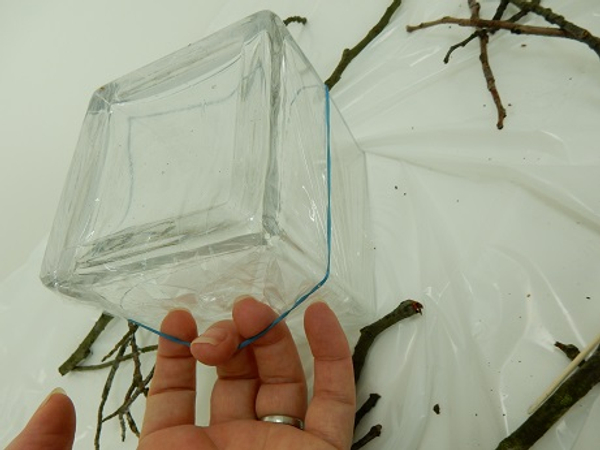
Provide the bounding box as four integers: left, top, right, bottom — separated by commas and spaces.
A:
2, 1, 600, 449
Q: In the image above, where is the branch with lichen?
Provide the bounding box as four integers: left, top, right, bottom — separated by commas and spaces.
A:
59, 313, 114, 375
495, 345, 600, 450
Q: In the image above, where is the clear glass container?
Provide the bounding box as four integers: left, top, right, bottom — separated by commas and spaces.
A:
41, 11, 374, 331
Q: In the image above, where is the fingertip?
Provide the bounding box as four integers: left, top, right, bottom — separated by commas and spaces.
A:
7, 388, 76, 450
233, 294, 255, 306
304, 300, 338, 334
46, 389, 76, 429
232, 295, 262, 316
156, 309, 198, 354
305, 300, 333, 317
304, 301, 350, 359
191, 321, 239, 366
43, 387, 75, 413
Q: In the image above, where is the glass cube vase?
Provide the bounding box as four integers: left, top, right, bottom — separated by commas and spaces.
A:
41, 11, 374, 332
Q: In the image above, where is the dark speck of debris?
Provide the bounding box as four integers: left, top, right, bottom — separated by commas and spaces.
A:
526, 293, 531, 298
475, 413, 478, 417
395, 186, 398, 190
433, 404, 441, 415
521, 44, 527, 48
508, 103, 512, 107
586, 296, 591, 300
403, 193, 407, 196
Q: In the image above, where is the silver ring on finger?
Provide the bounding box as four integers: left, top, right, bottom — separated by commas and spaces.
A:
260, 414, 305, 430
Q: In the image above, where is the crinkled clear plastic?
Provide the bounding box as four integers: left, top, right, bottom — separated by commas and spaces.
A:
2, 1, 600, 449
39, 11, 374, 332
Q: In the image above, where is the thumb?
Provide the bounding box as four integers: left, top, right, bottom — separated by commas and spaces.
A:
6, 388, 76, 450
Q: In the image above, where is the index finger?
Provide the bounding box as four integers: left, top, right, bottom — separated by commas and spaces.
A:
304, 302, 355, 450
140, 310, 198, 439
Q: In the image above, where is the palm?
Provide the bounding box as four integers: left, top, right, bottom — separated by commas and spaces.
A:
140, 421, 336, 449
138, 298, 355, 450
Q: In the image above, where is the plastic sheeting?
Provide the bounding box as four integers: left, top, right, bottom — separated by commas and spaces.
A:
2, 1, 600, 449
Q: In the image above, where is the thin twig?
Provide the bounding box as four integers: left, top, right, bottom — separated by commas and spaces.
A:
102, 366, 155, 423
407, 17, 570, 39
72, 345, 158, 371
508, 0, 600, 57
283, 16, 307, 26
118, 413, 127, 442
466, 0, 506, 129
59, 313, 113, 375
351, 424, 383, 450
502, 0, 540, 22
129, 325, 146, 394
406, 15, 600, 62
355, 393, 381, 430
353, 299, 423, 383
444, 33, 479, 63
325, 0, 403, 89
492, 0, 511, 20
102, 324, 138, 362
125, 411, 140, 438
444, 0, 539, 63
94, 330, 134, 450
479, 30, 507, 129
554, 341, 582, 365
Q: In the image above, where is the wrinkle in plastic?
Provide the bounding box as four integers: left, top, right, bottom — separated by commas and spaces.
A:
2, 1, 600, 449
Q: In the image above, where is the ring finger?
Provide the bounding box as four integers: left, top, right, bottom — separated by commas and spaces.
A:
233, 297, 307, 421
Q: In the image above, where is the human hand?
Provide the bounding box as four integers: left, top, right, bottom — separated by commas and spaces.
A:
7, 297, 355, 450
139, 296, 355, 450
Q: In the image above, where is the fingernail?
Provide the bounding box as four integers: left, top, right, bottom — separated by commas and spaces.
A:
41, 387, 67, 409
233, 295, 252, 306
192, 328, 228, 346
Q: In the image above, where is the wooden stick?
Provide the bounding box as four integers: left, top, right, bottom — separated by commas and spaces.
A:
528, 330, 600, 414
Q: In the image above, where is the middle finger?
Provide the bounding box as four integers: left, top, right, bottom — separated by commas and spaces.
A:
233, 297, 307, 421
193, 319, 260, 425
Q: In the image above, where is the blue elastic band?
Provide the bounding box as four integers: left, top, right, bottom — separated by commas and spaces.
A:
238, 85, 333, 349
129, 319, 192, 347
129, 84, 332, 350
